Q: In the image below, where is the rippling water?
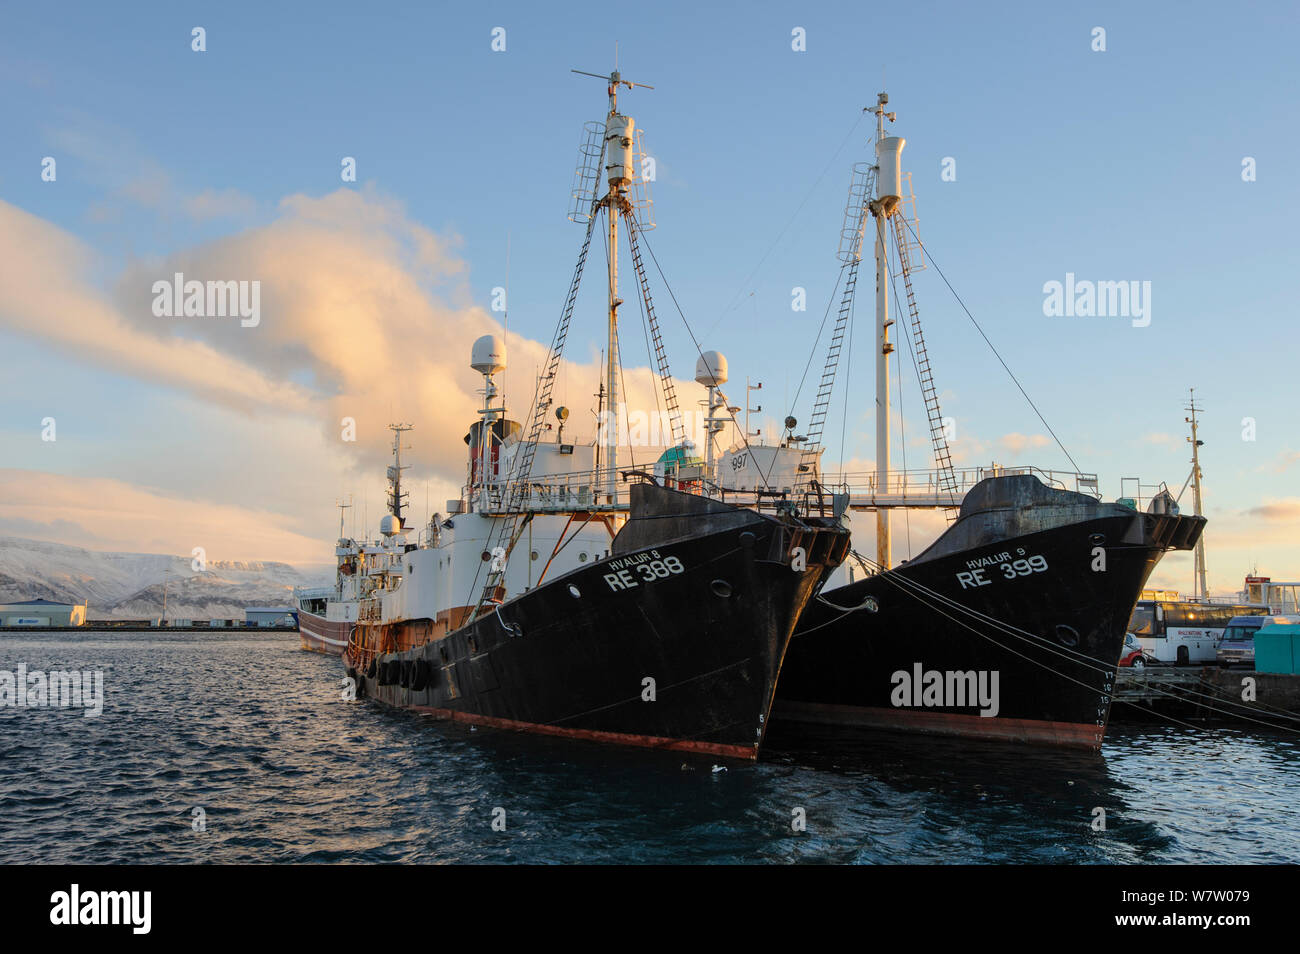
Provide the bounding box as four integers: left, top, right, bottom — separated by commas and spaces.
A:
2, 630, 1297, 864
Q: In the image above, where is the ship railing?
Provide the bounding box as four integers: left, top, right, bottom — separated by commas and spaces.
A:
474, 463, 1121, 518
295, 585, 335, 599
515, 466, 828, 516
818, 464, 1102, 507
468, 466, 771, 518
476, 465, 640, 514
1118, 477, 1178, 514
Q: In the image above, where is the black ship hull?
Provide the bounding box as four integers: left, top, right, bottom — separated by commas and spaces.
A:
774, 476, 1205, 750
347, 485, 848, 760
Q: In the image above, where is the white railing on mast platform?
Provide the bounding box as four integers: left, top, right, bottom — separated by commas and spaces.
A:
466, 461, 1152, 516
819, 464, 1101, 509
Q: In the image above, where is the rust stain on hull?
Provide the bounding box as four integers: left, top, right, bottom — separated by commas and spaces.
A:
409, 704, 758, 760
774, 700, 1106, 750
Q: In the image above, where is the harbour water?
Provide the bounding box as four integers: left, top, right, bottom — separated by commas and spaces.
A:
2, 631, 1297, 864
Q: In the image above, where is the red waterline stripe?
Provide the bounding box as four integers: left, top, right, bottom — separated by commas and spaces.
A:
407, 704, 758, 761
774, 700, 1106, 750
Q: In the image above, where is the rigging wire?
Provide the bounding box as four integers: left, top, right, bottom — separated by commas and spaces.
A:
756, 260, 850, 493
828, 547, 1300, 733
898, 216, 1082, 474
867, 566, 1300, 732
888, 563, 1300, 730
837, 268, 854, 475
1110, 677, 1300, 730
633, 220, 774, 492
868, 568, 1126, 700
786, 262, 849, 427
703, 112, 868, 340
888, 233, 916, 557
870, 565, 1118, 675
829, 548, 1116, 672
1173, 467, 1196, 505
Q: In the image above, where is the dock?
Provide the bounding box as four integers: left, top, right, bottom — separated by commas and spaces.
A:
1112, 666, 1300, 728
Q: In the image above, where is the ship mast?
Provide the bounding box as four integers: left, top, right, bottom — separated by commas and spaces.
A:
573, 70, 651, 501
606, 82, 622, 502
336, 496, 353, 540
387, 423, 413, 529
585, 72, 634, 501
471, 68, 656, 619
870, 92, 904, 569
1185, 389, 1208, 599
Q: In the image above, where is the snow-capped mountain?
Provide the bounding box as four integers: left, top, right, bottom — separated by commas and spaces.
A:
0, 536, 331, 619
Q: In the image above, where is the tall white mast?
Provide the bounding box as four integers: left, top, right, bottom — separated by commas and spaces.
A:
603, 75, 629, 502
1186, 389, 1208, 598
606, 92, 621, 503
572, 68, 652, 502
871, 92, 904, 569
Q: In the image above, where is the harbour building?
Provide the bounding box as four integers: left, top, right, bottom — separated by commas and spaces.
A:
0, 599, 88, 627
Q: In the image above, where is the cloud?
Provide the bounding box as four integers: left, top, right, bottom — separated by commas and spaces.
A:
0, 515, 101, 546
1142, 497, 1300, 595
1141, 431, 1178, 447
1242, 499, 1300, 523
43, 118, 259, 225
0, 199, 313, 414
1264, 450, 1300, 474
843, 508, 952, 564
949, 436, 992, 465
0, 469, 324, 564
182, 188, 260, 221
997, 432, 1051, 455
1, 187, 712, 562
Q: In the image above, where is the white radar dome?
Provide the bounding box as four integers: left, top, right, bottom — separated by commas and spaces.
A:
471, 335, 507, 375
695, 351, 728, 387
379, 513, 403, 537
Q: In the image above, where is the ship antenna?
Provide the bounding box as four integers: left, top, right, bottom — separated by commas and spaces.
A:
336, 495, 353, 540
386, 423, 414, 530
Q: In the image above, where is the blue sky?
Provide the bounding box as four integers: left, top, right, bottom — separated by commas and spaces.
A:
1, 0, 1297, 593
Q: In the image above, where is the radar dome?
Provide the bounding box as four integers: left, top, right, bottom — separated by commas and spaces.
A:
471, 335, 507, 375
694, 351, 728, 387
379, 513, 403, 537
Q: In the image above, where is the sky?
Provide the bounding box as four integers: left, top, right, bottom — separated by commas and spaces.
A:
0, 0, 1297, 595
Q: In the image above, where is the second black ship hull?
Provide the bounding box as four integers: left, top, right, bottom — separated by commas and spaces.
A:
347, 484, 849, 760
774, 475, 1205, 750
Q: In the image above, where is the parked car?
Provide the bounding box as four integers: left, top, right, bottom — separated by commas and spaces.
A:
1218, 614, 1299, 668
1119, 631, 1155, 668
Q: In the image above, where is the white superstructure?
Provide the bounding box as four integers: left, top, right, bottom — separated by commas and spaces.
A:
355, 336, 622, 637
